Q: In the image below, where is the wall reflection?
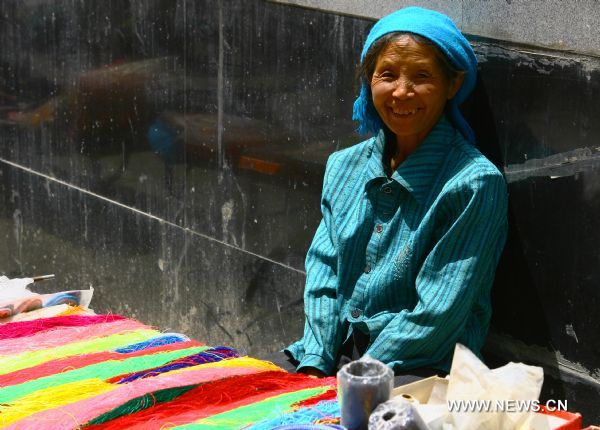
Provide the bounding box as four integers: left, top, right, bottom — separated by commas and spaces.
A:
0, 0, 370, 269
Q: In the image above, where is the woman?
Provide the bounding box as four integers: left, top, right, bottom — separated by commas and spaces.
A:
284, 7, 508, 380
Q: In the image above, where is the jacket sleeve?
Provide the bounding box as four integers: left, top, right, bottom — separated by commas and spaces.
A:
295, 156, 346, 375
364, 172, 508, 370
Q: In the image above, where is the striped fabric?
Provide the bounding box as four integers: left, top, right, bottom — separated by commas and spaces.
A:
286, 116, 508, 375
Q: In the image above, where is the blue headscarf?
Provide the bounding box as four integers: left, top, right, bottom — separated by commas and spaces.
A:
352, 7, 478, 143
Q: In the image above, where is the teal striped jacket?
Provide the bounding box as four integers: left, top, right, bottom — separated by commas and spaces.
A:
286, 116, 508, 375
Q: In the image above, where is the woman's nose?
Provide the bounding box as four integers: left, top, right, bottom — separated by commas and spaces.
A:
392, 78, 414, 99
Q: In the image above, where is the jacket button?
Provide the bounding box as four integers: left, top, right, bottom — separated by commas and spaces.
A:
351, 309, 361, 318
364, 265, 371, 273
375, 224, 383, 233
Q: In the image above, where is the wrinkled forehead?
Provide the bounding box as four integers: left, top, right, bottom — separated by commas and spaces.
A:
372, 33, 452, 76
376, 34, 441, 63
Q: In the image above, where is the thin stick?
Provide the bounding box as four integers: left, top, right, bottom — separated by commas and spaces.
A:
32, 274, 55, 283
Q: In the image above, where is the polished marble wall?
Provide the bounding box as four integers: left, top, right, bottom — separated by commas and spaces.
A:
0, 0, 598, 420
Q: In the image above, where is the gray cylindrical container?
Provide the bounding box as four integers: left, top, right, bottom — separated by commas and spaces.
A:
368, 399, 429, 430
337, 356, 394, 430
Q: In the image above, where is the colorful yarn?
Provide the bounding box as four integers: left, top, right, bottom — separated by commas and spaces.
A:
173, 386, 335, 429
0, 328, 160, 375
0, 319, 149, 355
294, 389, 338, 408
0, 346, 209, 403
114, 333, 189, 353
88, 372, 335, 430
9, 357, 281, 430
0, 340, 203, 387
109, 346, 239, 384
155, 355, 281, 376
268, 425, 344, 430
86, 384, 197, 425
0, 314, 125, 340
245, 400, 341, 430
0, 378, 115, 427
0, 312, 344, 429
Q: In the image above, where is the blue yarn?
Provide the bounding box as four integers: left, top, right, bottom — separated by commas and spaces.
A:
114, 333, 190, 353
114, 346, 239, 383
245, 400, 341, 430
353, 6, 478, 143
270, 426, 345, 430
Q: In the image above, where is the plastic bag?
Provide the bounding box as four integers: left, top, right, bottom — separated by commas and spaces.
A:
445, 343, 544, 430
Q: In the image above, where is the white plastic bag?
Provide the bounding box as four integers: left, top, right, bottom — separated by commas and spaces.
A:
445, 344, 544, 430
0, 276, 35, 301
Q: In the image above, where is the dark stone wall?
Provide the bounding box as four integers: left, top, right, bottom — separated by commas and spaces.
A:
0, 0, 598, 421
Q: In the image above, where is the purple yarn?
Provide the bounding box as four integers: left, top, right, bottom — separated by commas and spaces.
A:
114, 346, 240, 384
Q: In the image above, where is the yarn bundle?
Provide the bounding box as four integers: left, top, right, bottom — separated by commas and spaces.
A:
0, 309, 342, 429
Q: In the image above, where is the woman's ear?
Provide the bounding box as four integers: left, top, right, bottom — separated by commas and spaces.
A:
447, 71, 466, 100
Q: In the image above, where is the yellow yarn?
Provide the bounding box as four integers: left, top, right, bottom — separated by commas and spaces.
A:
0, 329, 160, 375
167, 356, 283, 377
0, 357, 283, 426
0, 378, 114, 426
58, 305, 94, 316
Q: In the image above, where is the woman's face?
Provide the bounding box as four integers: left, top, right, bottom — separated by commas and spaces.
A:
370, 35, 463, 146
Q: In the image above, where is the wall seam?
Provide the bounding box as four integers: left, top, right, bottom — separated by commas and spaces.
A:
217, 0, 225, 171
0, 157, 306, 276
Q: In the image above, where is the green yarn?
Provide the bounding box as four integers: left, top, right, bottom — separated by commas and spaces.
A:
172, 386, 331, 429
0, 345, 208, 403
84, 384, 198, 426
0, 329, 160, 376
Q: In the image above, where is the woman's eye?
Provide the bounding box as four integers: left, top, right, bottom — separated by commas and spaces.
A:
374, 69, 394, 78
416, 71, 431, 79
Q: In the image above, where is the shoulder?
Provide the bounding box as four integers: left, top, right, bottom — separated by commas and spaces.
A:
436, 135, 508, 220
323, 136, 375, 182
443, 135, 506, 193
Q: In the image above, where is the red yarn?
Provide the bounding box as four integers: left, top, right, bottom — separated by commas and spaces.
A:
293, 388, 337, 407
0, 314, 126, 340
87, 372, 337, 430
0, 340, 204, 387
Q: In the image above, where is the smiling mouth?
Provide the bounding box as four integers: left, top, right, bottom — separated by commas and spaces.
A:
391, 107, 420, 116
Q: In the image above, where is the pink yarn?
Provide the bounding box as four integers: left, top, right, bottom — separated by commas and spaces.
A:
6, 364, 281, 430
0, 315, 126, 340
0, 340, 204, 387
0, 319, 149, 355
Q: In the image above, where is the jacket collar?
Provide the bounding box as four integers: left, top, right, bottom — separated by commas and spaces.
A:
364, 116, 457, 205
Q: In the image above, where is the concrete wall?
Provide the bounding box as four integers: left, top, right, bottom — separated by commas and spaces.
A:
271, 0, 600, 56
0, 0, 598, 422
